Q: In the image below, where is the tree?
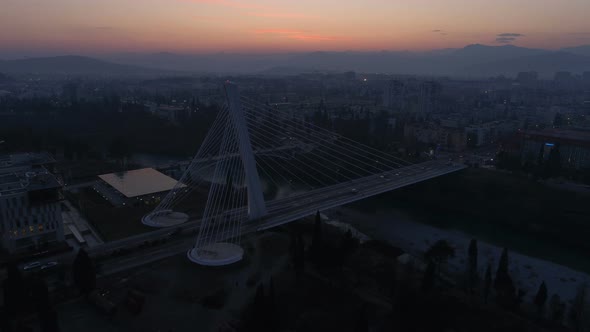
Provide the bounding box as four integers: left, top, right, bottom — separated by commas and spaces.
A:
549, 294, 565, 324
72, 248, 96, 295
569, 283, 587, 332
467, 239, 478, 291
533, 281, 548, 315
3, 263, 27, 318
425, 240, 455, 275
108, 136, 129, 166
546, 144, 562, 178
294, 233, 305, 282
30, 278, 51, 314
268, 278, 279, 332
496, 249, 509, 279
537, 144, 545, 166
354, 305, 369, 332
251, 284, 267, 332
340, 229, 359, 259
483, 264, 492, 304
422, 261, 436, 293
553, 112, 564, 128
39, 309, 60, 332
311, 211, 323, 263
495, 248, 516, 307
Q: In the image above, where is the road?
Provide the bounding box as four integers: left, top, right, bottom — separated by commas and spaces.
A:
17, 158, 466, 279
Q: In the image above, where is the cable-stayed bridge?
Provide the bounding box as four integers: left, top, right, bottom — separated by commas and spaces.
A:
142, 82, 466, 266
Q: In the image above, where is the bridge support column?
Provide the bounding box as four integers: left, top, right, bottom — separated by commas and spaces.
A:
224, 82, 267, 220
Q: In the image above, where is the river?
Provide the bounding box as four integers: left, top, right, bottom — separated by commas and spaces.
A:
326, 204, 589, 303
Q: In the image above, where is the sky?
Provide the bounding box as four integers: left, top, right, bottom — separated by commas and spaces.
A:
1, 0, 590, 56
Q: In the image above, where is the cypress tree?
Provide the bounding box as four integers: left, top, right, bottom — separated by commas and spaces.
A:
295, 234, 305, 281
495, 248, 516, 307
311, 211, 323, 262
354, 305, 369, 332
468, 238, 478, 290
422, 261, 436, 293
483, 264, 492, 304
72, 248, 96, 295
534, 281, 548, 314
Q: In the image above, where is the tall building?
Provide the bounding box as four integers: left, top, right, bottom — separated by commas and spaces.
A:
0, 153, 64, 253
517, 71, 538, 87
382, 80, 405, 110
554, 71, 575, 90
62, 82, 79, 104
418, 81, 440, 115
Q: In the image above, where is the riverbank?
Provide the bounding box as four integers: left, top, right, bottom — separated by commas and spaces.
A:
331, 206, 588, 303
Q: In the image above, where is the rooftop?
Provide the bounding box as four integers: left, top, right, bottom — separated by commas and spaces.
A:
98, 168, 183, 198
523, 129, 590, 145
0, 152, 56, 171
0, 167, 61, 197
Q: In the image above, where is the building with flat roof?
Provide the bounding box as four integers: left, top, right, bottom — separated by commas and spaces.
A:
0, 153, 64, 253
520, 129, 590, 170
0, 152, 56, 173
97, 168, 183, 206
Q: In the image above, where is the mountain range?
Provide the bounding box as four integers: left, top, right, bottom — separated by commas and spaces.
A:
0, 55, 172, 76
1, 44, 589, 78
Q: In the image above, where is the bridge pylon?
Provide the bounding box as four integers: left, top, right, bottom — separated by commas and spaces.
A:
223, 82, 267, 220
187, 81, 267, 266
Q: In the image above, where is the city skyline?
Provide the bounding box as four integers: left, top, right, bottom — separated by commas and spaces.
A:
1, 0, 590, 57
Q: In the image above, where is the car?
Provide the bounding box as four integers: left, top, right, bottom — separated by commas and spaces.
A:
40, 262, 59, 270
351, 188, 358, 194
23, 261, 42, 271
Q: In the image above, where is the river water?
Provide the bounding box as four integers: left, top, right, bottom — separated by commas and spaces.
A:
327, 204, 589, 303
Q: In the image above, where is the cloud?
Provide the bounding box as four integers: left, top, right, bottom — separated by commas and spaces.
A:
255, 29, 339, 41
497, 33, 524, 37
496, 37, 516, 43
495, 32, 524, 44
431, 29, 447, 37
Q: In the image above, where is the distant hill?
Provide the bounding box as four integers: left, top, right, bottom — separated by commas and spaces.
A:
449, 44, 548, 66
7, 44, 589, 78
104, 46, 590, 77
561, 45, 590, 57
104, 52, 293, 74
463, 52, 590, 77
0, 56, 172, 76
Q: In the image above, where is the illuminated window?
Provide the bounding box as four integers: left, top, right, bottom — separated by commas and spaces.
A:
29, 226, 34, 233
38, 225, 44, 231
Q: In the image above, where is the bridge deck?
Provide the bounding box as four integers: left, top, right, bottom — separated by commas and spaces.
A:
252, 159, 466, 232
89, 159, 465, 257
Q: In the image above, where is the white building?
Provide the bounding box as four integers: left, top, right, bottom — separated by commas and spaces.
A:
0, 153, 64, 253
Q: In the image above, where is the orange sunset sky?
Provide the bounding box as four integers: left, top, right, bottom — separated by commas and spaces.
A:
1, 0, 590, 55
